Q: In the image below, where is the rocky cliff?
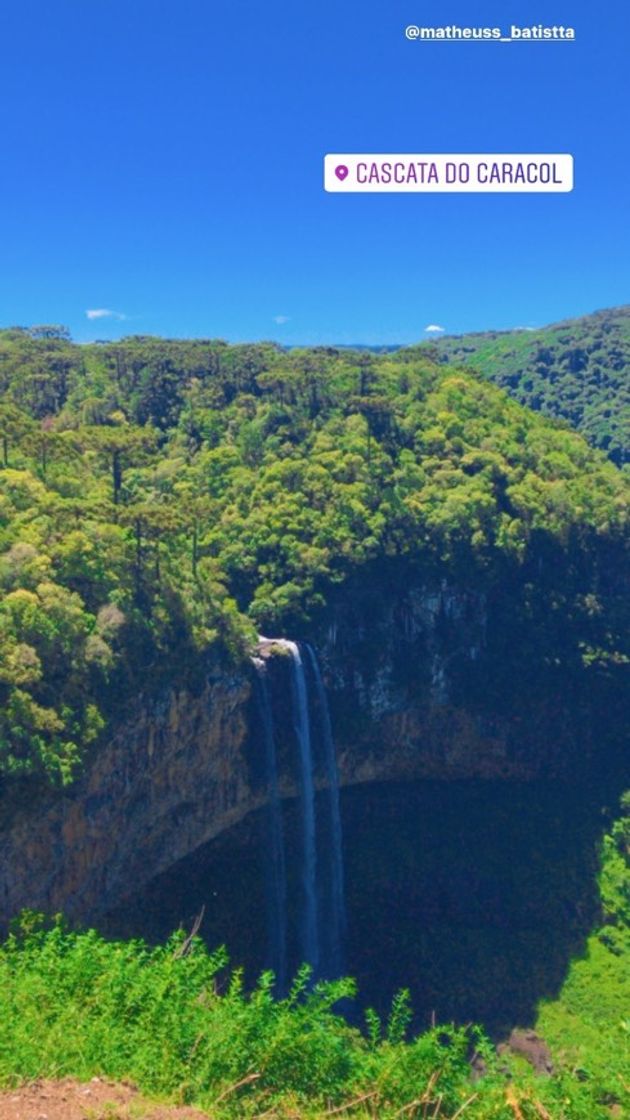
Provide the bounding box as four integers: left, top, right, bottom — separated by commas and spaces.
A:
0, 572, 604, 929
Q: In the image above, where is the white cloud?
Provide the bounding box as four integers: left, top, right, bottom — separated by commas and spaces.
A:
85, 308, 127, 321
273, 315, 291, 325
424, 324, 445, 333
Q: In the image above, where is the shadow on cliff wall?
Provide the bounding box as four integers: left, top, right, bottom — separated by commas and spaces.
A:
101, 778, 617, 1037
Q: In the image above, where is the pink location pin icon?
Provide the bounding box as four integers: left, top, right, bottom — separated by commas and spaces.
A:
335, 165, 349, 181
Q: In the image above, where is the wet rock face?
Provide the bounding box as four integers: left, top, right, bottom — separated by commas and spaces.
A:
0, 575, 595, 928
0, 668, 256, 928
314, 579, 499, 783
310, 574, 587, 787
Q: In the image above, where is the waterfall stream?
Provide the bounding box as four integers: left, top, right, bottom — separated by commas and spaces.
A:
286, 640, 320, 976
255, 637, 346, 983
304, 643, 346, 977
252, 658, 288, 993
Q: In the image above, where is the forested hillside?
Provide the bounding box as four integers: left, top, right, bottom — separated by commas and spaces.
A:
0, 326, 627, 787
417, 305, 630, 464
0, 325, 629, 1118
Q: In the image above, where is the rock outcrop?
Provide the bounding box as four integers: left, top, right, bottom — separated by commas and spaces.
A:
0, 575, 597, 928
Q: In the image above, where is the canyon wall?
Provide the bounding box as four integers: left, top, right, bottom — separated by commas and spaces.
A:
0, 574, 595, 928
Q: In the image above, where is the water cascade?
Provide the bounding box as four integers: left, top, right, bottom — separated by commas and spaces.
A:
256, 638, 346, 982
304, 643, 346, 978
285, 640, 320, 976
252, 657, 288, 993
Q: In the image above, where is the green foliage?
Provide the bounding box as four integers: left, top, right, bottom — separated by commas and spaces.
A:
3, 781, 629, 1119
0, 918, 476, 1117
417, 304, 630, 465
0, 329, 627, 785
599, 792, 630, 927
535, 791, 630, 1118
0, 795, 628, 1118
1, 862, 629, 1120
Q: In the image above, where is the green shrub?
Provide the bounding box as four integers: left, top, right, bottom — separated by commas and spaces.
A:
0, 912, 628, 1118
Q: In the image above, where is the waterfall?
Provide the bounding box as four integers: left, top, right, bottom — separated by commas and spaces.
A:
285, 640, 320, 976
305, 643, 346, 978
252, 658, 288, 994
256, 636, 346, 982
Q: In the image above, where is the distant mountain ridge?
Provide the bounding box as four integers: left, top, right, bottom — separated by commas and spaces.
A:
412, 305, 630, 465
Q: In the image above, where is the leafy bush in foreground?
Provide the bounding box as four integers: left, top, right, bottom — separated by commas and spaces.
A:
0, 915, 627, 1119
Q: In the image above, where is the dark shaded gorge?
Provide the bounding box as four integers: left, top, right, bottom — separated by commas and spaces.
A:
102, 777, 610, 1037
99, 626, 627, 1037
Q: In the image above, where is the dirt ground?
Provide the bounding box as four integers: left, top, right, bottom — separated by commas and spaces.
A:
0, 1079, 210, 1120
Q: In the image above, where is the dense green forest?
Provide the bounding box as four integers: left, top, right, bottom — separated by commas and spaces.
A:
0, 323, 629, 1118
0, 324, 627, 786
417, 305, 630, 465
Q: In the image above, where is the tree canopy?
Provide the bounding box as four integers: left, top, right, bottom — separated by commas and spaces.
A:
0, 329, 627, 785
417, 304, 630, 465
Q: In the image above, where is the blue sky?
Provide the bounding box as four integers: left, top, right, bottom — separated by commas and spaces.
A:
0, 0, 627, 344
